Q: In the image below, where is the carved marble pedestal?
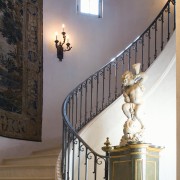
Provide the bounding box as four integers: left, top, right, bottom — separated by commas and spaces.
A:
103, 142, 163, 180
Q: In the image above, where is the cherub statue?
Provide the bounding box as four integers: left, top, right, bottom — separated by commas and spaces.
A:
120, 63, 147, 146
122, 63, 146, 128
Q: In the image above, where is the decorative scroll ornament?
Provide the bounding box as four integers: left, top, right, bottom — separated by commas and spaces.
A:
120, 63, 147, 146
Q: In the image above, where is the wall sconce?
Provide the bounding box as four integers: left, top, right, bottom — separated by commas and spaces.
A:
54, 24, 72, 61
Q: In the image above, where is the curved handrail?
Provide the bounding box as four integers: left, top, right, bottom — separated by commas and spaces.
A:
61, 0, 175, 179
62, 96, 107, 158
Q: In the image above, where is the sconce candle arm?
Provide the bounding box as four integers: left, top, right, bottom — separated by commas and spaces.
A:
61, 31, 66, 46
64, 43, 72, 52
54, 27, 72, 61
55, 40, 59, 48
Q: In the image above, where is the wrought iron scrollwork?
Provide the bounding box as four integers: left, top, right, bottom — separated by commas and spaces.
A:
87, 151, 93, 160
79, 143, 85, 152
96, 157, 104, 165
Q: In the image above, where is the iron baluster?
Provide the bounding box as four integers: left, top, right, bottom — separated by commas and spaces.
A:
79, 85, 83, 128
85, 148, 89, 180
121, 54, 125, 95
115, 60, 118, 99
128, 49, 131, 71
78, 141, 81, 180
93, 155, 97, 180
75, 91, 78, 130
167, 2, 170, 41
148, 29, 151, 67
122, 53, 125, 73
154, 22, 157, 59
62, 122, 66, 179
98, 69, 104, 113
108, 64, 112, 104
64, 124, 67, 180
141, 36, 144, 71
67, 131, 70, 179
71, 95, 74, 128
84, 81, 88, 124
96, 73, 99, 114
90, 76, 93, 118
135, 41, 137, 63
161, 13, 164, 51
173, 0, 176, 30
102, 68, 105, 110
71, 135, 75, 180
68, 99, 71, 126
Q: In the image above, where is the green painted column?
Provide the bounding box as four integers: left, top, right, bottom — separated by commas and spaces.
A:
102, 140, 163, 180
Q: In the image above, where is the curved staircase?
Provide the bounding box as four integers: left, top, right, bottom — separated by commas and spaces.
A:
59, 0, 176, 180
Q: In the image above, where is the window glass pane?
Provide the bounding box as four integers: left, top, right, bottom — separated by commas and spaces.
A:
80, 0, 90, 14
78, 0, 102, 17
90, 0, 99, 15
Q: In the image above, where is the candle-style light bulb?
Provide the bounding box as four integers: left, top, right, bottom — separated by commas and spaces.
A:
55, 32, 58, 40
62, 24, 65, 32
66, 35, 69, 43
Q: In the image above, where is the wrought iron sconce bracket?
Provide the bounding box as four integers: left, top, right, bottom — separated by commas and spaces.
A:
55, 30, 72, 61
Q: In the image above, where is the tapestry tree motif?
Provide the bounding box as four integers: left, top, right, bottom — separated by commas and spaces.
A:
0, 0, 42, 141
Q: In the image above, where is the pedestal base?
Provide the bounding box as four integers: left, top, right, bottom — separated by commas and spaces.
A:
109, 143, 163, 180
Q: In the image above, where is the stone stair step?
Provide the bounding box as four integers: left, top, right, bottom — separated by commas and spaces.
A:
0, 165, 55, 178
2, 154, 58, 165
0, 177, 54, 180
31, 147, 60, 156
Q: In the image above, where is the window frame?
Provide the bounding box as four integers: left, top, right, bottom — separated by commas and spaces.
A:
76, 0, 103, 18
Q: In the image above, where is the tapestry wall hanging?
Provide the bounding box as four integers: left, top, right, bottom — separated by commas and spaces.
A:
0, 0, 43, 141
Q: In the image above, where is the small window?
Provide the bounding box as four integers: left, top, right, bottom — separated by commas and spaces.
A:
77, 0, 103, 18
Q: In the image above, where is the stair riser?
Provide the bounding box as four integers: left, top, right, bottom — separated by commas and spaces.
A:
0, 178, 54, 180
32, 148, 60, 156
0, 166, 55, 177
3, 156, 58, 165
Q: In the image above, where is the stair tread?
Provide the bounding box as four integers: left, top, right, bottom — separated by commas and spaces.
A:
32, 147, 60, 155
3, 153, 58, 161
0, 147, 59, 179
0, 164, 56, 168
0, 178, 54, 180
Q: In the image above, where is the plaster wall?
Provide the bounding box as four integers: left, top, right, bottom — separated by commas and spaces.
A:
0, 0, 168, 162
176, 1, 180, 180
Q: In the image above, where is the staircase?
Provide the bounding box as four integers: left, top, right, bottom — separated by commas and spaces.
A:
0, 147, 60, 180
60, 0, 176, 180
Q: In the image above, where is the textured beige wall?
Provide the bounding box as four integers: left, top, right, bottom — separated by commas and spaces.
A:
177, 0, 180, 179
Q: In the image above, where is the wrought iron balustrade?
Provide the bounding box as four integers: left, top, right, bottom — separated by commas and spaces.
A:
61, 0, 176, 179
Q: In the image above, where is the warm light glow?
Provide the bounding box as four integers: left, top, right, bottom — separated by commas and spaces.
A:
62, 24, 65, 32
66, 35, 69, 43
55, 31, 58, 40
